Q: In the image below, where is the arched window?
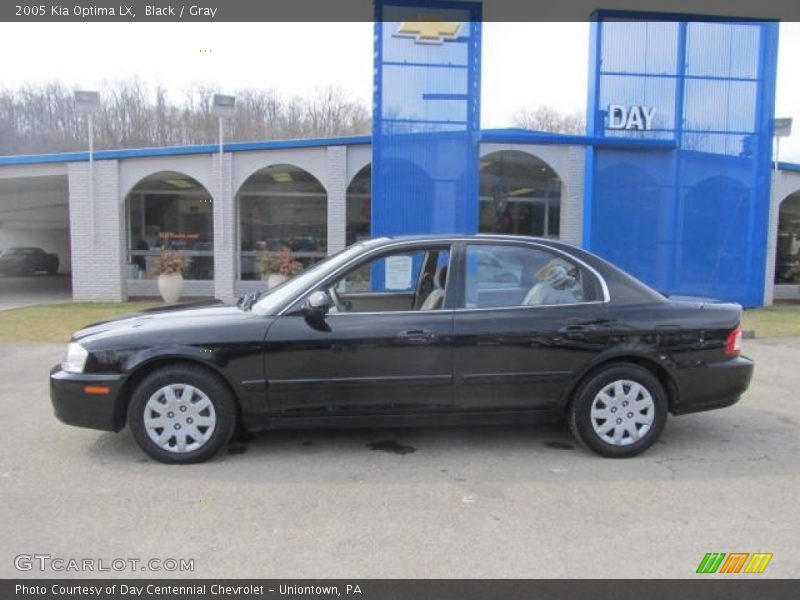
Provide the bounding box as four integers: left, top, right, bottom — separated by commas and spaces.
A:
346, 164, 371, 246
479, 151, 561, 238
237, 164, 327, 281
776, 191, 800, 284
126, 171, 214, 280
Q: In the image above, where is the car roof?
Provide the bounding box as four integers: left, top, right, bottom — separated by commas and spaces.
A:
375, 233, 572, 246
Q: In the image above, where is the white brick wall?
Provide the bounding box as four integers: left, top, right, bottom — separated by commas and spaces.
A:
212, 153, 236, 302
326, 145, 347, 254
764, 172, 780, 306
52, 143, 800, 307
560, 146, 585, 246
765, 169, 800, 304
68, 160, 126, 301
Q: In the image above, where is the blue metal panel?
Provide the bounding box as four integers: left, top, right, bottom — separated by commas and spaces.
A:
585, 14, 779, 307
372, 0, 481, 237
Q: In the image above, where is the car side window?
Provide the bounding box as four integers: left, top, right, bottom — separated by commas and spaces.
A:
325, 247, 451, 313
463, 244, 595, 309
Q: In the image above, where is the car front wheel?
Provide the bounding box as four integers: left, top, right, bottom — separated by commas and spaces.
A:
128, 365, 237, 464
568, 364, 667, 458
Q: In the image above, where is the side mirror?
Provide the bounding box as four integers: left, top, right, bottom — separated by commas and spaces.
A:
304, 290, 331, 318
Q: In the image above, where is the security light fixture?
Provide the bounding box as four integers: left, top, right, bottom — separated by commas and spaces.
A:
74, 90, 101, 114
773, 117, 793, 176
774, 117, 793, 139
212, 94, 236, 118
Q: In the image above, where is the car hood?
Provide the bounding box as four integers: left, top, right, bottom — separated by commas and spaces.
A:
71, 299, 254, 343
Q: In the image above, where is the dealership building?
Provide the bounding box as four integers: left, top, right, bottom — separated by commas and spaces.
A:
1, 11, 800, 306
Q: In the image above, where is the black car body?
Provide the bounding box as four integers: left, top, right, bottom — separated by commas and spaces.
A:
0, 246, 59, 275
51, 235, 753, 463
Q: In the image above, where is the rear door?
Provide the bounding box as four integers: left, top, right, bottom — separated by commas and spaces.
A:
452, 241, 611, 411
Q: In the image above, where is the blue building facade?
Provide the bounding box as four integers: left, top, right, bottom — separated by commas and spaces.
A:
372, 0, 482, 237
372, 4, 780, 306
585, 15, 779, 306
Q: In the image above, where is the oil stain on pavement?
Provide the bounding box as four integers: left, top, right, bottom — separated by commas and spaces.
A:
366, 440, 417, 455
544, 441, 574, 450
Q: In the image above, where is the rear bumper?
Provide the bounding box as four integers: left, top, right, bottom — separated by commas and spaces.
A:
50, 366, 126, 432
671, 355, 754, 415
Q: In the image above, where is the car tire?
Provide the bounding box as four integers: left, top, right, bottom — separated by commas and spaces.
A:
568, 364, 667, 458
128, 365, 237, 464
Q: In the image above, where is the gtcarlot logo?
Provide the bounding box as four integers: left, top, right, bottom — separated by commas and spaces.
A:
14, 553, 194, 573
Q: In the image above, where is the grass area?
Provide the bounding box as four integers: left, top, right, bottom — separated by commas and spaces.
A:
742, 303, 800, 338
0, 302, 161, 343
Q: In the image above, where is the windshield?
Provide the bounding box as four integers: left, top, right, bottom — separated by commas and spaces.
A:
251, 241, 378, 316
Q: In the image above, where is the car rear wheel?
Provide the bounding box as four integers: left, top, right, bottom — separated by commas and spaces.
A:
568, 364, 667, 458
128, 365, 237, 464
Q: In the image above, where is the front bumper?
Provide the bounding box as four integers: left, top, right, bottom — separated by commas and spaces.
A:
671, 355, 754, 415
50, 366, 126, 432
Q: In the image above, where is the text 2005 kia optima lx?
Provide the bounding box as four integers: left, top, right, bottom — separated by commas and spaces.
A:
51, 235, 754, 464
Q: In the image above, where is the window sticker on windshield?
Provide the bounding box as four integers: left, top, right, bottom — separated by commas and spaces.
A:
385, 255, 413, 290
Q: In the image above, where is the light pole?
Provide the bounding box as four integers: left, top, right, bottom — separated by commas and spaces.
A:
773, 118, 793, 211
74, 90, 101, 243
211, 94, 236, 248
774, 118, 793, 170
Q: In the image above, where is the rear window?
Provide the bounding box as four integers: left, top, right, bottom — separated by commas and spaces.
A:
556, 244, 666, 306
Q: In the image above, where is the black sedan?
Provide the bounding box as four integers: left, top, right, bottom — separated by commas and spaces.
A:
51, 235, 753, 463
0, 246, 59, 275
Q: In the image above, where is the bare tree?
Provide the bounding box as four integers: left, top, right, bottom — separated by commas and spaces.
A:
511, 105, 585, 135
0, 80, 372, 156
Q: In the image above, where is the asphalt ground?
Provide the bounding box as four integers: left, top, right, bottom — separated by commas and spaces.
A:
0, 275, 71, 311
0, 338, 798, 578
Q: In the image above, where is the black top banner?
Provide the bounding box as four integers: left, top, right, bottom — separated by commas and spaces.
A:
1, 0, 799, 22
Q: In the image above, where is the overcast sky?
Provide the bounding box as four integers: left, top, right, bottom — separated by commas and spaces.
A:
1, 21, 798, 161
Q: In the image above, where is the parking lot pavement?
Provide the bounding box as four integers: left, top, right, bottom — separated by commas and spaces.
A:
1, 339, 798, 579
0, 275, 72, 311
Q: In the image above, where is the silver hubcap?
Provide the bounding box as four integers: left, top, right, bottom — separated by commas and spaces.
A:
144, 384, 216, 453
590, 379, 655, 447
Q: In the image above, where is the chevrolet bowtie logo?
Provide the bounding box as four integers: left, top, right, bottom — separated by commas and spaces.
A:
395, 17, 462, 44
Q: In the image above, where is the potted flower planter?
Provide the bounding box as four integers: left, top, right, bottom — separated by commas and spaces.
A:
158, 272, 184, 303
263, 272, 288, 289
153, 250, 188, 303
257, 247, 304, 289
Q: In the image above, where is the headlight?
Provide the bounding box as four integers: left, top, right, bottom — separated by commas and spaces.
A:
62, 343, 89, 373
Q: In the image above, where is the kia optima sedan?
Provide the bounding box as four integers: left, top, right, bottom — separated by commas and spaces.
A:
51, 235, 753, 463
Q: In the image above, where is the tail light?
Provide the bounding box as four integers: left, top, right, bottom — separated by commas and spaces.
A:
725, 326, 743, 356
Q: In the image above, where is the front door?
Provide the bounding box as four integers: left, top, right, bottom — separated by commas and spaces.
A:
263, 244, 455, 415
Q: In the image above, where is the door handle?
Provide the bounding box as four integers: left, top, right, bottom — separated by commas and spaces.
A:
397, 329, 436, 343
558, 324, 601, 338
